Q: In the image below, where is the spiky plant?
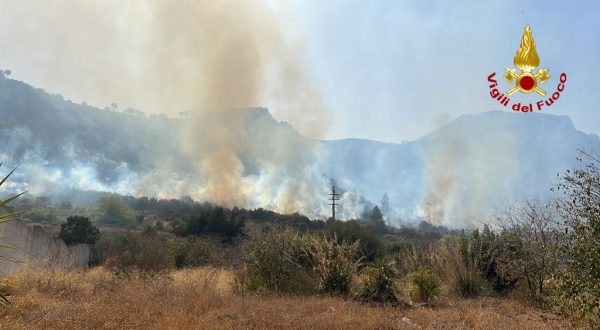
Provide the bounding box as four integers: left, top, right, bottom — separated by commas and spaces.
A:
356, 259, 398, 303
0, 164, 25, 307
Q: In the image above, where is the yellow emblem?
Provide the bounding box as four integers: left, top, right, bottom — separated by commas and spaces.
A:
504, 25, 550, 96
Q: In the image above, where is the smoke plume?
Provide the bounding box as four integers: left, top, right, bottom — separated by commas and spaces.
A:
0, 0, 329, 212
420, 114, 519, 227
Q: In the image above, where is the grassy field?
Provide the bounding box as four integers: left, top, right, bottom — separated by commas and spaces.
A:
0, 267, 576, 329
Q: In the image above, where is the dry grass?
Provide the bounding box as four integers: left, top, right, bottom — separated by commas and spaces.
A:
0, 267, 578, 329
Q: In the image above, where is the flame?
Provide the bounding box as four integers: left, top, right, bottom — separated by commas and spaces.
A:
513, 25, 540, 73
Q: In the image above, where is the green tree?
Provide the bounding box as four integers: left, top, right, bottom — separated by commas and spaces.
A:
369, 205, 383, 222
58, 215, 100, 246
177, 207, 244, 242
205, 207, 245, 241
96, 195, 132, 226
326, 219, 384, 261
367, 205, 387, 235
477, 224, 510, 292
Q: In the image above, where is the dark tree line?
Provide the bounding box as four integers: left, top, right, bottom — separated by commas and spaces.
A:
172, 207, 245, 242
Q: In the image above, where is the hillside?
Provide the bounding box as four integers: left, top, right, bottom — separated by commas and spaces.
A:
1, 75, 599, 226
322, 111, 600, 225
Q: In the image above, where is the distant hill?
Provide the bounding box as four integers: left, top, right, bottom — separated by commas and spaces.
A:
321, 112, 600, 226
1, 75, 598, 226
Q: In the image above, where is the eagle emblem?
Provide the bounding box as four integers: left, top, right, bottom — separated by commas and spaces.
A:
504, 25, 550, 96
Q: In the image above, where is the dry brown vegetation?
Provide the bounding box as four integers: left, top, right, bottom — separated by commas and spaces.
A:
0, 267, 577, 330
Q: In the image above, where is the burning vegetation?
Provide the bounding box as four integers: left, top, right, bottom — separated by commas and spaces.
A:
0, 150, 597, 327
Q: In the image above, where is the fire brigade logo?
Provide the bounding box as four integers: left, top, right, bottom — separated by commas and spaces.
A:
486, 24, 567, 113
504, 25, 550, 96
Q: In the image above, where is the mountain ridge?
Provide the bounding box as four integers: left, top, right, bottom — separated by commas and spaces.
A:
1, 75, 598, 225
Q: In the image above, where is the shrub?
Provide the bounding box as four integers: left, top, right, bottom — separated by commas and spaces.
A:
392, 242, 435, 277
243, 230, 316, 294
104, 233, 173, 274
172, 237, 214, 268
155, 221, 164, 231
407, 266, 440, 303
88, 234, 113, 266
474, 225, 512, 292
436, 239, 487, 298
554, 152, 600, 323
493, 201, 562, 301
313, 235, 361, 296
58, 215, 100, 246
23, 206, 57, 223
96, 195, 133, 226
325, 220, 384, 261
356, 259, 397, 303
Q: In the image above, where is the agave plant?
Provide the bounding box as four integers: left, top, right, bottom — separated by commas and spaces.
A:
0, 164, 25, 307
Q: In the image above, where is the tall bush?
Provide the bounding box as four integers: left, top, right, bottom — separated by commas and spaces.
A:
325, 220, 383, 261
172, 237, 214, 268
243, 230, 316, 294
494, 200, 562, 299
313, 235, 361, 296
407, 266, 440, 303
554, 152, 600, 322
356, 259, 397, 303
104, 233, 173, 274
435, 238, 487, 298
96, 195, 132, 226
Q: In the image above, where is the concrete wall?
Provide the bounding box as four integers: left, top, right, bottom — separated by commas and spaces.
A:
0, 220, 89, 274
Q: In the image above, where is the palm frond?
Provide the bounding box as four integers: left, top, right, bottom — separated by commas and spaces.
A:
0, 164, 24, 308
0, 192, 26, 208
0, 211, 23, 224
0, 167, 16, 187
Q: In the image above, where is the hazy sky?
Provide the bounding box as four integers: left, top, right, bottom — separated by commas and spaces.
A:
0, 0, 598, 142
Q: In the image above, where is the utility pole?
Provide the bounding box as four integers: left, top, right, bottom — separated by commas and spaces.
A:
329, 185, 339, 222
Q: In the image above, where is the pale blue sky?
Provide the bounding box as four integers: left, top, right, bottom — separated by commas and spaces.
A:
1, 1, 598, 143
269, 0, 600, 142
